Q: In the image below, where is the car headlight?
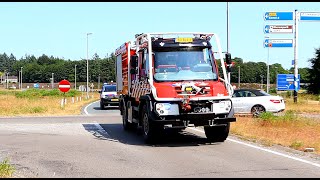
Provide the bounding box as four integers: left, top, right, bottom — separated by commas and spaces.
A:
155, 103, 179, 116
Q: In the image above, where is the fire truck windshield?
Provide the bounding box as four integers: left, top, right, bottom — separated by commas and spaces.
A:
153, 47, 217, 82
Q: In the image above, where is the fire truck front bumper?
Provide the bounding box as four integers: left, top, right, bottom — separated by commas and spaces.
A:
150, 111, 236, 126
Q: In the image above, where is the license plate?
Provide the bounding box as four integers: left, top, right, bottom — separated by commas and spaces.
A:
175, 37, 193, 43
111, 99, 119, 101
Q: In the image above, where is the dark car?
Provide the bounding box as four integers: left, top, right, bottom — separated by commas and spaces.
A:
99, 83, 119, 109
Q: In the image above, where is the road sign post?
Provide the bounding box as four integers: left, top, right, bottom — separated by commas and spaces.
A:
59, 79, 71, 107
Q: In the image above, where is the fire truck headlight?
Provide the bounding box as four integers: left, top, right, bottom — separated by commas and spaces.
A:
155, 103, 179, 116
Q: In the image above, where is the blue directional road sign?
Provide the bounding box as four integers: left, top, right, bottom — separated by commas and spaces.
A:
264, 12, 294, 21
299, 12, 320, 21
264, 38, 293, 48
277, 74, 300, 91
264, 25, 293, 34
33, 83, 40, 89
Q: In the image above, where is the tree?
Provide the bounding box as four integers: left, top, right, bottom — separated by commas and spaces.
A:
307, 48, 320, 94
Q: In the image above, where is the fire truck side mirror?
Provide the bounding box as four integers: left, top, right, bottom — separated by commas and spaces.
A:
225, 53, 232, 65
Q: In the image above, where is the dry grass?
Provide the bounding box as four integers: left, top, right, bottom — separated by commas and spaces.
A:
282, 93, 320, 114
285, 99, 320, 114
231, 113, 320, 155
0, 91, 100, 117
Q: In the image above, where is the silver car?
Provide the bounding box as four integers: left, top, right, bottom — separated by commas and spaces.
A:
231, 89, 285, 116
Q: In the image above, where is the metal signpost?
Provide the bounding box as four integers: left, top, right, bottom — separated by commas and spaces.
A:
59, 79, 71, 107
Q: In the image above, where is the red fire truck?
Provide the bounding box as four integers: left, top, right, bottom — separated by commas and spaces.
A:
115, 32, 236, 144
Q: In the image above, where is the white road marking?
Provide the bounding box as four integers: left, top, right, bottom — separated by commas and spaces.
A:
188, 127, 320, 168
93, 121, 110, 137
84, 100, 100, 115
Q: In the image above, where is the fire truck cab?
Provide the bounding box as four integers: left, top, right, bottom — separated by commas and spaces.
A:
115, 32, 236, 144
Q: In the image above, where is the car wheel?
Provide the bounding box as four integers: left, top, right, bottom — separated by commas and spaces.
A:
251, 105, 266, 117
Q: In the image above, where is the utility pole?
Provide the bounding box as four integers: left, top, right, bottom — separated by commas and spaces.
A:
86, 32, 93, 99
75, 64, 77, 90
238, 66, 240, 88
52, 73, 54, 89
227, 2, 231, 84
20, 67, 23, 89
260, 75, 264, 89
98, 74, 100, 90
293, 9, 299, 103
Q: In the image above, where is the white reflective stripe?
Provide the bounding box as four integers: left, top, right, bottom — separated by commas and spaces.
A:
59, 85, 71, 88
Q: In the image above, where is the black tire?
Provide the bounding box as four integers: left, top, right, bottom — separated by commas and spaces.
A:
251, 105, 266, 117
141, 104, 161, 144
122, 102, 137, 131
204, 123, 230, 143
100, 101, 105, 110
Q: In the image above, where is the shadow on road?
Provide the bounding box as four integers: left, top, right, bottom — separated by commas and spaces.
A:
82, 123, 222, 147
93, 107, 120, 111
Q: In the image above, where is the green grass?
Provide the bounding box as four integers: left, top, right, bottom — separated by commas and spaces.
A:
14, 89, 81, 99
0, 158, 15, 178
256, 110, 298, 124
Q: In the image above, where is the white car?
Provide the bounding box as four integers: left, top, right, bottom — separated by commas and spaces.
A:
231, 88, 285, 116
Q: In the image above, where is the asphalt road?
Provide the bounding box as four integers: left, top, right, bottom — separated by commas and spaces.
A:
0, 101, 319, 178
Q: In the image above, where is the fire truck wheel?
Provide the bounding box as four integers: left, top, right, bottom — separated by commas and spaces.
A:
122, 105, 136, 131
142, 104, 160, 144
204, 123, 230, 143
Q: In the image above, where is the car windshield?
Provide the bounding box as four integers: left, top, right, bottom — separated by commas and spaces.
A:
153, 47, 217, 82
103, 85, 116, 92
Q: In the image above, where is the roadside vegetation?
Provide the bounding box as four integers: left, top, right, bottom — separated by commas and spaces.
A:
231, 111, 320, 155
0, 158, 15, 178
0, 89, 99, 116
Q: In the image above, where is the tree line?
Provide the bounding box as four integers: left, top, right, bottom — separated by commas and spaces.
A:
0, 48, 319, 94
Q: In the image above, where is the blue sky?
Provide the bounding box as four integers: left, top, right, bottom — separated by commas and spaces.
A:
1, 2, 320, 69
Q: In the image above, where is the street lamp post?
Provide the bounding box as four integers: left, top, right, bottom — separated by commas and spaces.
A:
75, 64, 77, 90
18, 71, 20, 89
20, 67, 23, 89
98, 74, 100, 90
265, 36, 270, 93
86, 32, 93, 99
238, 66, 240, 88
6, 72, 9, 89
260, 75, 264, 89
52, 73, 54, 89
227, 2, 231, 84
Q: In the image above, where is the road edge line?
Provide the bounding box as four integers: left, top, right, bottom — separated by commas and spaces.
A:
83, 100, 100, 115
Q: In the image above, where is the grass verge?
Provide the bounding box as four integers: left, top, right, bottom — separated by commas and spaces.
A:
0, 89, 99, 117
0, 158, 15, 178
231, 111, 320, 155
